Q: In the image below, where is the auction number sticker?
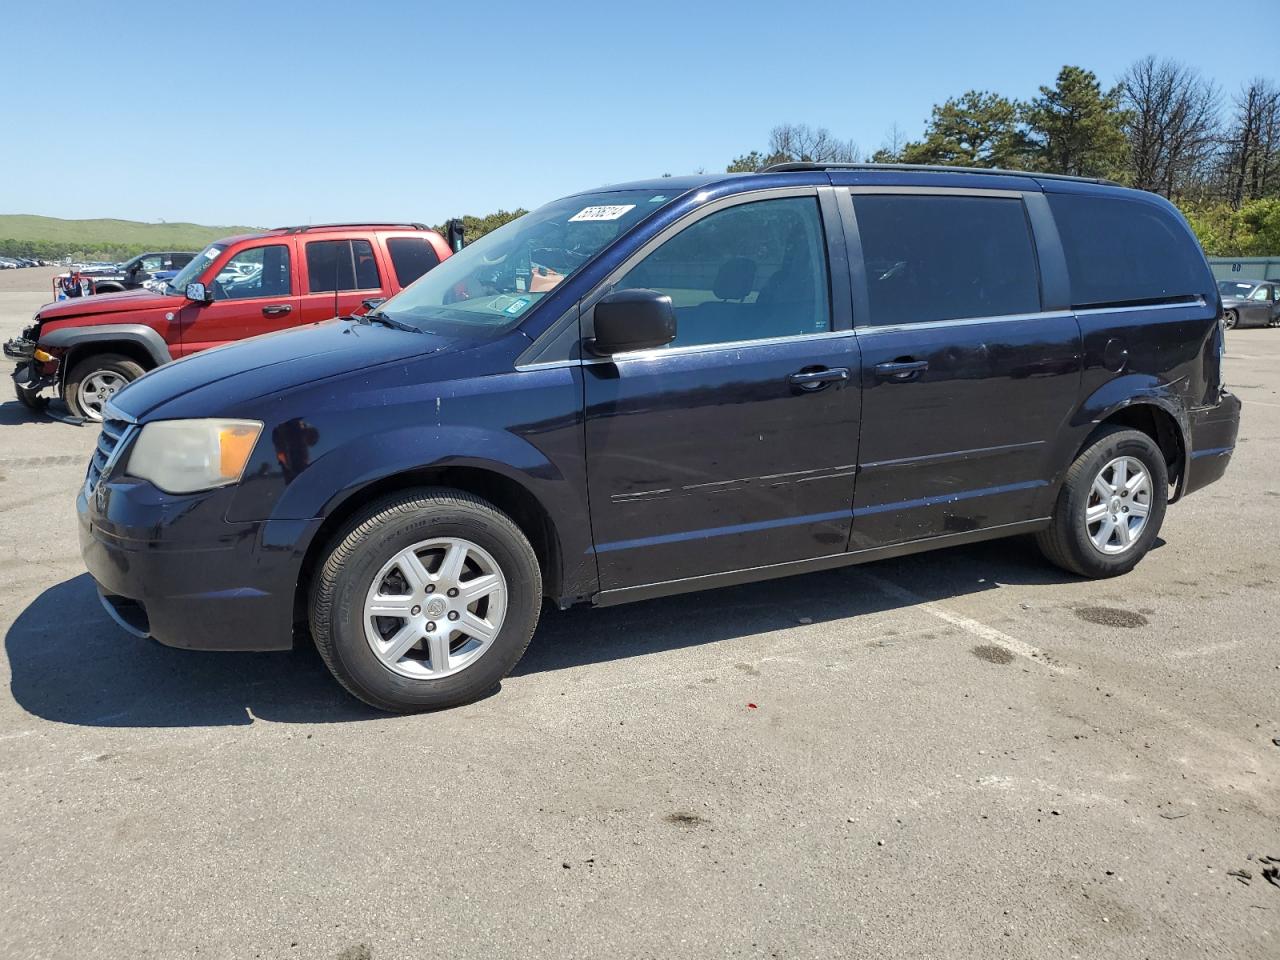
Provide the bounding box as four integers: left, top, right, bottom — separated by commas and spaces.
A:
569, 204, 636, 222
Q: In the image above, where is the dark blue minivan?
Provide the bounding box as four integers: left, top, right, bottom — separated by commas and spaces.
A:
79, 164, 1241, 711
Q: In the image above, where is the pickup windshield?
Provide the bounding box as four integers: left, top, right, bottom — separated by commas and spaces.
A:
373, 190, 674, 334
165, 244, 225, 293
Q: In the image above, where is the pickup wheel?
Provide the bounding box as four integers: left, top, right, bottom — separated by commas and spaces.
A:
14, 380, 49, 412
1036, 426, 1168, 578
64, 353, 145, 421
309, 488, 542, 713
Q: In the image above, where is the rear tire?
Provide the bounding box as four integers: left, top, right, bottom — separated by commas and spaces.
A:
309, 487, 542, 712
64, 353, 144, 421
1036, 426, 1168, 578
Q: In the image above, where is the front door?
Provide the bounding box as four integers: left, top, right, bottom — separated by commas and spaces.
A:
583, 192, 862, 591
845, 190, 1082, 548
177, 240, 300, 355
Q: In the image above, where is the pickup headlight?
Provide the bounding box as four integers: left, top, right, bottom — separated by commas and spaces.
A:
125, 419, 263, 493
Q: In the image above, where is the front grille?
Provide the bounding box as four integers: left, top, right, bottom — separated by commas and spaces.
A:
84, 416, 133, 497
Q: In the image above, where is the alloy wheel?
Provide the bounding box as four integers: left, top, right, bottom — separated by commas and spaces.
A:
363, 537, 508, 679
1084, 456, 1152, 555
76, 370, 127, 421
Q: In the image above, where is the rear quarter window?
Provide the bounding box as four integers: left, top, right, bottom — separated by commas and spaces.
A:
387, 237, 441, 287
1048, 193, 1208, 308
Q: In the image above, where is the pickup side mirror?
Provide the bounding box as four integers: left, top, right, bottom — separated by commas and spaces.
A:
185, 281, 213, 303
588, 289, 677, 356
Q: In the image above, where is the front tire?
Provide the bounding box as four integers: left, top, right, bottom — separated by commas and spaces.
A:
1223, 309, 1238, 329
13, 380, 49, 413
309, 488, 542, 712
1036, 426, 1168, 578
64, 353, 144, 421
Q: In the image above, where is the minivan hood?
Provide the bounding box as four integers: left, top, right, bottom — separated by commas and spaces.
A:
38, 287, 181, 322
114, 318, 469, 419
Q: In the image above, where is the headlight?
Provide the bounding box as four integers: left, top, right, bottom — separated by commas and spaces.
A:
125, 419, 263, 493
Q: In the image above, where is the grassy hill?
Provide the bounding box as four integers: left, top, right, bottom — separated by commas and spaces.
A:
0, 214, 261, 261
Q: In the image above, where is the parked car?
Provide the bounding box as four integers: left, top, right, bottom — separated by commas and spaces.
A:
78, 164, 1240, 713
5, 223, 453, 419
53, 250, 199, 297
0, 257, 19, 269
1218, 279, 1280, 328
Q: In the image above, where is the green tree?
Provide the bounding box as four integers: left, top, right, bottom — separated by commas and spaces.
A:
1025, 66, 1129, 178
433, 209, 528, 246
901, 91, 1032, 168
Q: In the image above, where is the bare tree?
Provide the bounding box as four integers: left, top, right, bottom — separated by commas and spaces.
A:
1221, 78, 1280, 206
1119, 56, 1220, 199
767, 123, 860, 165
871, 123, 909, 163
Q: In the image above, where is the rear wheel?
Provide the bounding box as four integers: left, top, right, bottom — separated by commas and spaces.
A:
1036, 426, 1168, 578
64, 353, 144, 421
309, 488, 542, 712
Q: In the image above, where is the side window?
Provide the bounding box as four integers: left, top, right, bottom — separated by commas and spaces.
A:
212, 245, 292, 300
1047, 193, 1207, 308
614, 196, 830, 348
387, 237, 441, 287
306, 239, 381, 293
172, 253, 194, 268
853, 194, 1040, 326
138, 254, 165, 272
1249, 285, 1270, 302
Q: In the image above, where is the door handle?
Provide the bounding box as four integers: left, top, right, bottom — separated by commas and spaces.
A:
262, 304, 292, 317
788, 367, 849, 390
874, 359, 928, 382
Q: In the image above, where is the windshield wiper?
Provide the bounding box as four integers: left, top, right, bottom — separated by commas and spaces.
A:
354, 311, 420, 333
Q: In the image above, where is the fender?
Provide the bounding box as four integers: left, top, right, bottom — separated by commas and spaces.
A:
1065, 373, 1193, 501
230, 422, 597, 600
39, 323, 173, 368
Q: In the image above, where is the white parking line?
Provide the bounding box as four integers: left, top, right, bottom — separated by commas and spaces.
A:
857, 571, 1060, 670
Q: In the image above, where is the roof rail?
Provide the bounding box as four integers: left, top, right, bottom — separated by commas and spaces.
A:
271, 222, 430, 234
759, 161, 1120, 186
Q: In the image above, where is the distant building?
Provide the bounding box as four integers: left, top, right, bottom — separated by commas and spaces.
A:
1208, 257, 1280, 282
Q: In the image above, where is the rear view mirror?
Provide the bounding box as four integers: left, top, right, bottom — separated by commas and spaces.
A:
185, 282, 213, 303
588, 289, 677, 356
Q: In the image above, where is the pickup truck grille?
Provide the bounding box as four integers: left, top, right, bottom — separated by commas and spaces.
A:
84, 416, 135, 498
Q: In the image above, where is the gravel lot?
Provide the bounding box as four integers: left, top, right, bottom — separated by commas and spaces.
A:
1, 269, 1277, 959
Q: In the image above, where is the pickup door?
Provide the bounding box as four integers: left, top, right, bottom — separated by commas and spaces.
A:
176, 238, 302, 355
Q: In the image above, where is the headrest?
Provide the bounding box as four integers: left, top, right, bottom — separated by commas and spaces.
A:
713, 257, 756, 301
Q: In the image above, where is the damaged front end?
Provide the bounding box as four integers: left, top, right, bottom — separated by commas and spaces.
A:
5, 318, 60, 401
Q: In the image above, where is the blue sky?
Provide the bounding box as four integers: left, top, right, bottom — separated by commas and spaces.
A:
0, 0, 1271, 227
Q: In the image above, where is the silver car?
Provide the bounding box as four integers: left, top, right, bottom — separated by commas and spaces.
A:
1219, 279, 1280, 329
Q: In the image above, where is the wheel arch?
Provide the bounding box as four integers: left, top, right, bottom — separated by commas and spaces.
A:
1076, 399, 1189, 501
292, 464, 566, 630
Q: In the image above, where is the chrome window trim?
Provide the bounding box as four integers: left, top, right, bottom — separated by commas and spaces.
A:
853, 309, 1074, 336
515, 329, 857, 371
1073, 297, 1207, 316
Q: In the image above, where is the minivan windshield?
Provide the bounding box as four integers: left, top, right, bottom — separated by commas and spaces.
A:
165, 243, 225, 294
1218, 280, 1258, 299
373, 190, 675, 334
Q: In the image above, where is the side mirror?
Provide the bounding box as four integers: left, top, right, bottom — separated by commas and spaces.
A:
185, 281, 213, 303
588, 288, 676, 356
446, 218, 465, 253
361, 297, 385, 312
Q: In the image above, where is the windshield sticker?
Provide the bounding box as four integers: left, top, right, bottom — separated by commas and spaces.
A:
569, 204, 636, 222
504, 297, 531, 316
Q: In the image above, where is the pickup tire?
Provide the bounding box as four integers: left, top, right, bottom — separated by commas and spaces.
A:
1036, 426, 1168, 578
64, 353, 145, 421
309, 488, 542, 713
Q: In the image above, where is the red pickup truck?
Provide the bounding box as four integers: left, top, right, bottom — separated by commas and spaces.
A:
6, 222, 456, 420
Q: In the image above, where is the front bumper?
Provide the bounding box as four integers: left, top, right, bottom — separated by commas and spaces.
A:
78, 476, 321, 652
3, 336, 35, 361
1183, 390, 1242, 497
